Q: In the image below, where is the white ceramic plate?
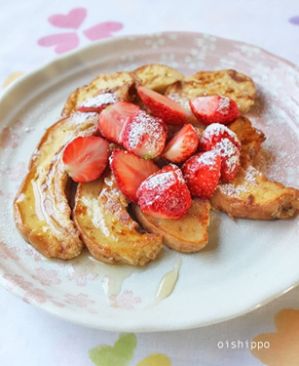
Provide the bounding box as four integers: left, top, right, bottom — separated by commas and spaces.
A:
0, 32, 299, 332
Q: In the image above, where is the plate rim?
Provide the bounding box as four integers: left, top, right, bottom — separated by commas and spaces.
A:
0, 31, 299, 332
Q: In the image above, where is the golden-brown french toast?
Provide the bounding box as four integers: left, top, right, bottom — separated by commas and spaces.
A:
15, 62, 298, 267
211, 166, 299, 220
14, 112, 98, 259
165, 69, 256, 114
133, 64, 184, 92
229, 116, 265, 166
133, 200, 211, 253
73, 175, 163, 266
61, 71, 135, 117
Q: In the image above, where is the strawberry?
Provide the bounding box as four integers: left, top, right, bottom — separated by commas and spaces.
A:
110, 149, 159, 202
137, 165, 192, 219
190, 95, 240, 125
63, 136, 109, 183
199, 123, 241, 151
182, 151, 221, 198
137, 86, 188, 125
213, 138, 240, 182
98, 102, 140, 144
77, 92, 117, 113
122, 111, 167, 159
163, 124, 199, 163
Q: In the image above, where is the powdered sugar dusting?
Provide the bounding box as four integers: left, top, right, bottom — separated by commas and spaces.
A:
198, 150, 219, 167
142, 170, 175, 191
184, 151, 219, 176
80, 93, 117, 108
173, 164, 186, 184
220, 165, 259, 197
216, 96, 230, 114
214, 138, 240, 173
125, 111, 165, 157
201, 123, 239, 145
244, 165, 260, 183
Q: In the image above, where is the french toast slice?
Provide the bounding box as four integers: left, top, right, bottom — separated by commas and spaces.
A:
229, 116, 266, 166
61, 71, 135, 117
165, 69, 256, 114
133, 64, 184, 92
73, 175, 163, 266
211, 166, 299, 220
133, 200, 211, 253
14, 112, 98, 259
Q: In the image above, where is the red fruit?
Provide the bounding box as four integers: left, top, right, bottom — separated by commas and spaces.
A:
98, 102, 140, 144
110, 149, 159, 202
213, 138, 240, 182
63, 136, 109, 183
163, 124, 199, 163
199, 123, 241, 151
182, 151, 221, 198
122, 111, 167, 159
137, 165, 192, 219
137, 86, 188, 125
190, 95, 240, 125
77, 92, 117, 113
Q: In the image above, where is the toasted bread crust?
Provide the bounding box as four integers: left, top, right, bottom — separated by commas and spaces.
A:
211, 166, 299, 219
61, 88, 79, 117
14, 113, 98, 259
61, 72, 135, 117
229, 116, 266, 166
165, 69, 256, 113
133, 200, 211, 253
73, 176, 163, 266
134, 64, 184, 92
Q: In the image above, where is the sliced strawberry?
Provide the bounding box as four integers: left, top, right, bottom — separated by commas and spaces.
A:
122, 111, 167, 159
77, 92, 117, 113
213, 138, 240, 182
190, 95, 240, 125
137, 165, 191, 219
163, 124, 199, 163
137, 86, 188, 125
182, 151, 221, 198
63, 136, 109, 183
199, 123, 241, 151
110, 149, 159, 202
98, 102, 140, 144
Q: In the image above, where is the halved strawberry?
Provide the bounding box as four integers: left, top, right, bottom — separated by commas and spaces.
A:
190, 95, 240, 125
137, 165, 191, 219
182, 151, 221, 198
122, 111, 167, 159
110, 149, 159, 202
213, 138, 240, 182
163, 124, 199, 163
77, 92, 117, 113
137, 86, 188, 125
199, 123, 241, 151
63, 136, 109, 183
98, 102, 140, 144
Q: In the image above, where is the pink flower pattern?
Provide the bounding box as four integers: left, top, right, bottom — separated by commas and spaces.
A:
0, 243, 20, 261
37, 7, 123, 54
64, 293, 95, 308
67, 269, 98, 287
3, 273, 32, 290
33, 267, 61, 286
24, 248, 43, 262
24, 287, 49, 304
110, 290, 141, 310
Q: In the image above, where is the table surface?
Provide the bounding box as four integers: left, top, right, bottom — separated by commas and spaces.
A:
1, 0, 299, 365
